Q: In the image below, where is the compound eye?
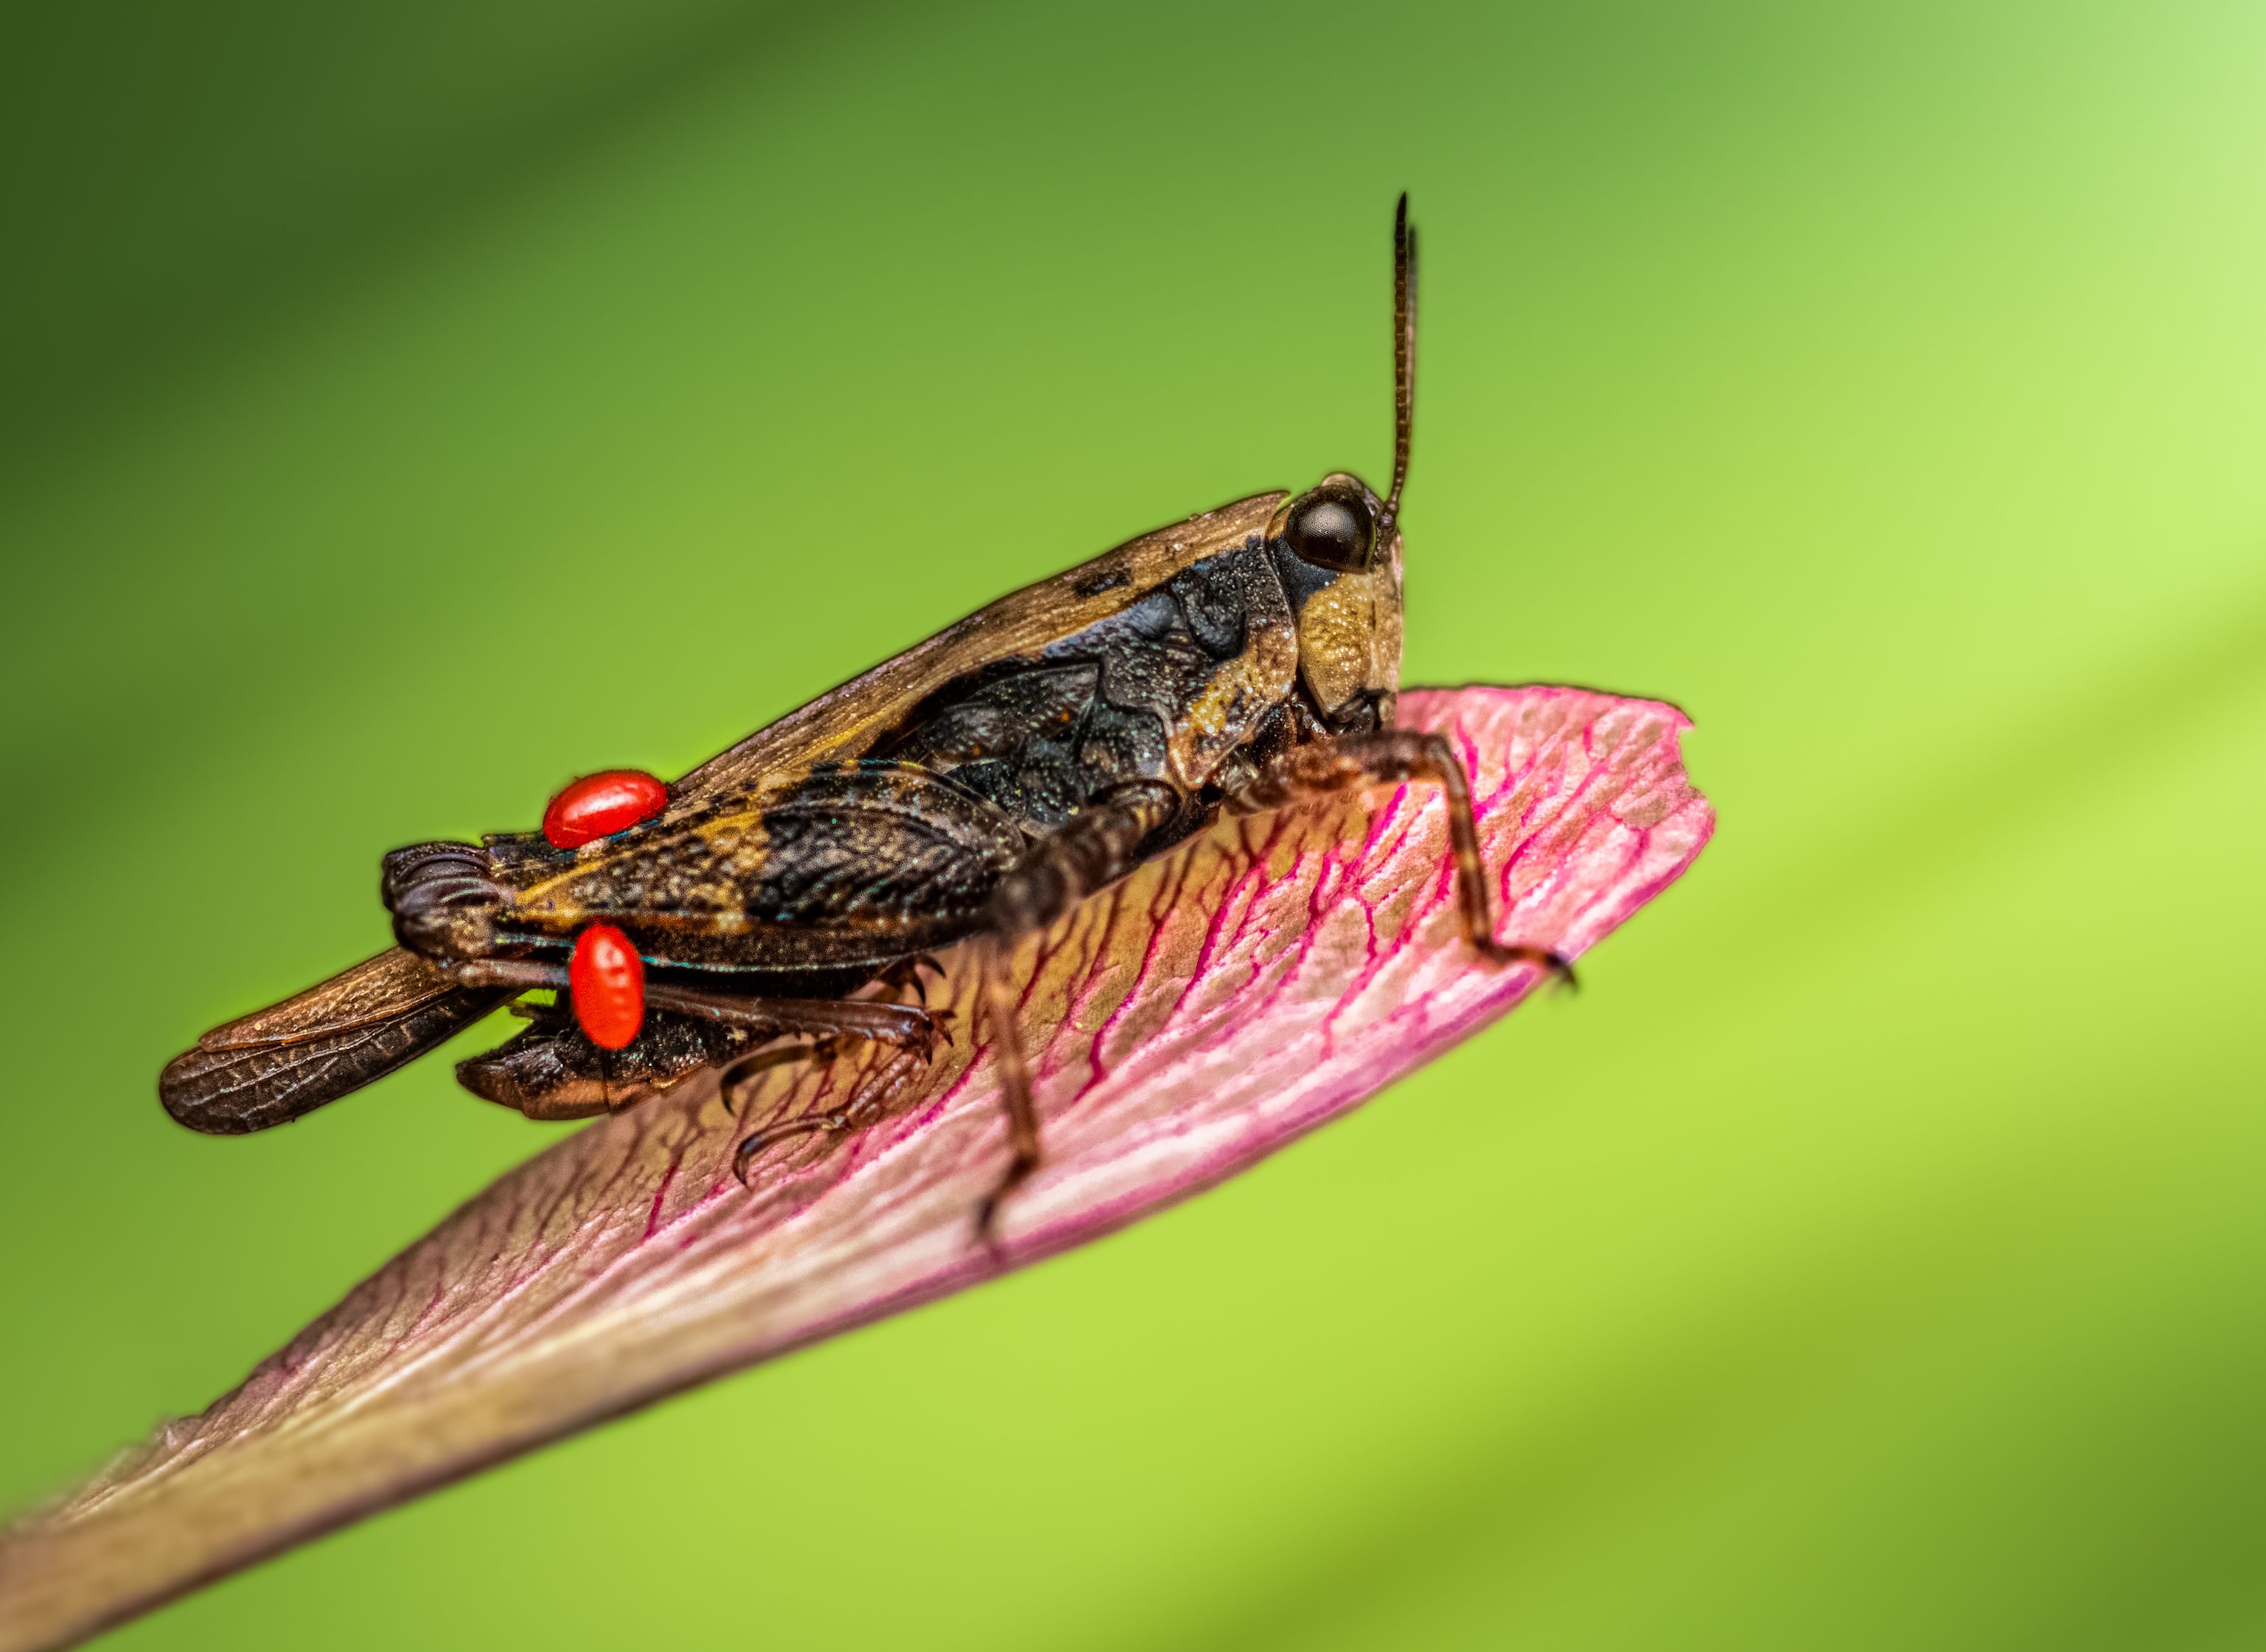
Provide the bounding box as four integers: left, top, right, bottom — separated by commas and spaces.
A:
1283, 489, 1374, 571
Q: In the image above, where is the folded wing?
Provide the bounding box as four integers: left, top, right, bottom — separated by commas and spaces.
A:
160, 950, 506, 1134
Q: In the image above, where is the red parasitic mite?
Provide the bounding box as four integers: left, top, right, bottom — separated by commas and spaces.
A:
542, 770, 669, 849
569, 924, 645, 1050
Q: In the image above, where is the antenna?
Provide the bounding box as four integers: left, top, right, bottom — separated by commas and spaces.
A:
1381, 193, 1417, 536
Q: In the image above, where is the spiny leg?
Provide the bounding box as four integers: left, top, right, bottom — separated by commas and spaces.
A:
972, 779, 1182, 1245
652, 987, 940, 1178
722, 957, 975, 1181
719, 1038, 834, 1121
728, 1034, 937, 1183
1229, 731, 1573, 983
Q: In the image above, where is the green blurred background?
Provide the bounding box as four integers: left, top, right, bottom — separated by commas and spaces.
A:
5, 1, 2265, 1645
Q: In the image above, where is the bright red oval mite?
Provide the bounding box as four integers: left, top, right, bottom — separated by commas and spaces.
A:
542, 769, 668, 850
569, 924, 644, 1050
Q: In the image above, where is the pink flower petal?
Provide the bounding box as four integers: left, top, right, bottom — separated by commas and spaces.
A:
0, 685, 1711, 1651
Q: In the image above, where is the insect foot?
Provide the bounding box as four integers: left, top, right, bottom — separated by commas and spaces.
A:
728, 1038, 935, 1187
875, 952, 951, 1010
1473, 939, 1578, 991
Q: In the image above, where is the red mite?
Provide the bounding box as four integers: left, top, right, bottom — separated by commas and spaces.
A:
542, 769, 669, 849
570, 924, 644, 1050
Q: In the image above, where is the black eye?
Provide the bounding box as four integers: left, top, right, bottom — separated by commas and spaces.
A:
1283, 490, 1373, 571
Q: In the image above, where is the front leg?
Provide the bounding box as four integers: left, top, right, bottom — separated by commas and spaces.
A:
1229, 731, 1572, 979
973, 779, 1183, 1244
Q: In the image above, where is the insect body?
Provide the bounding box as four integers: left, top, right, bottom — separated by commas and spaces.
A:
158, 198, 1563, 1233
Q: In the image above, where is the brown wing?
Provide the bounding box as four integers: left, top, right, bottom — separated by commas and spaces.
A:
500, 762, 1028, 969
160, 950, 506, 1134
473, 490, 1290, 883
669, 489, 1287, 806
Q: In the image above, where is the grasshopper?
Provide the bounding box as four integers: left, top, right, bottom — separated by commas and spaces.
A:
160, 198, 1564, 1234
